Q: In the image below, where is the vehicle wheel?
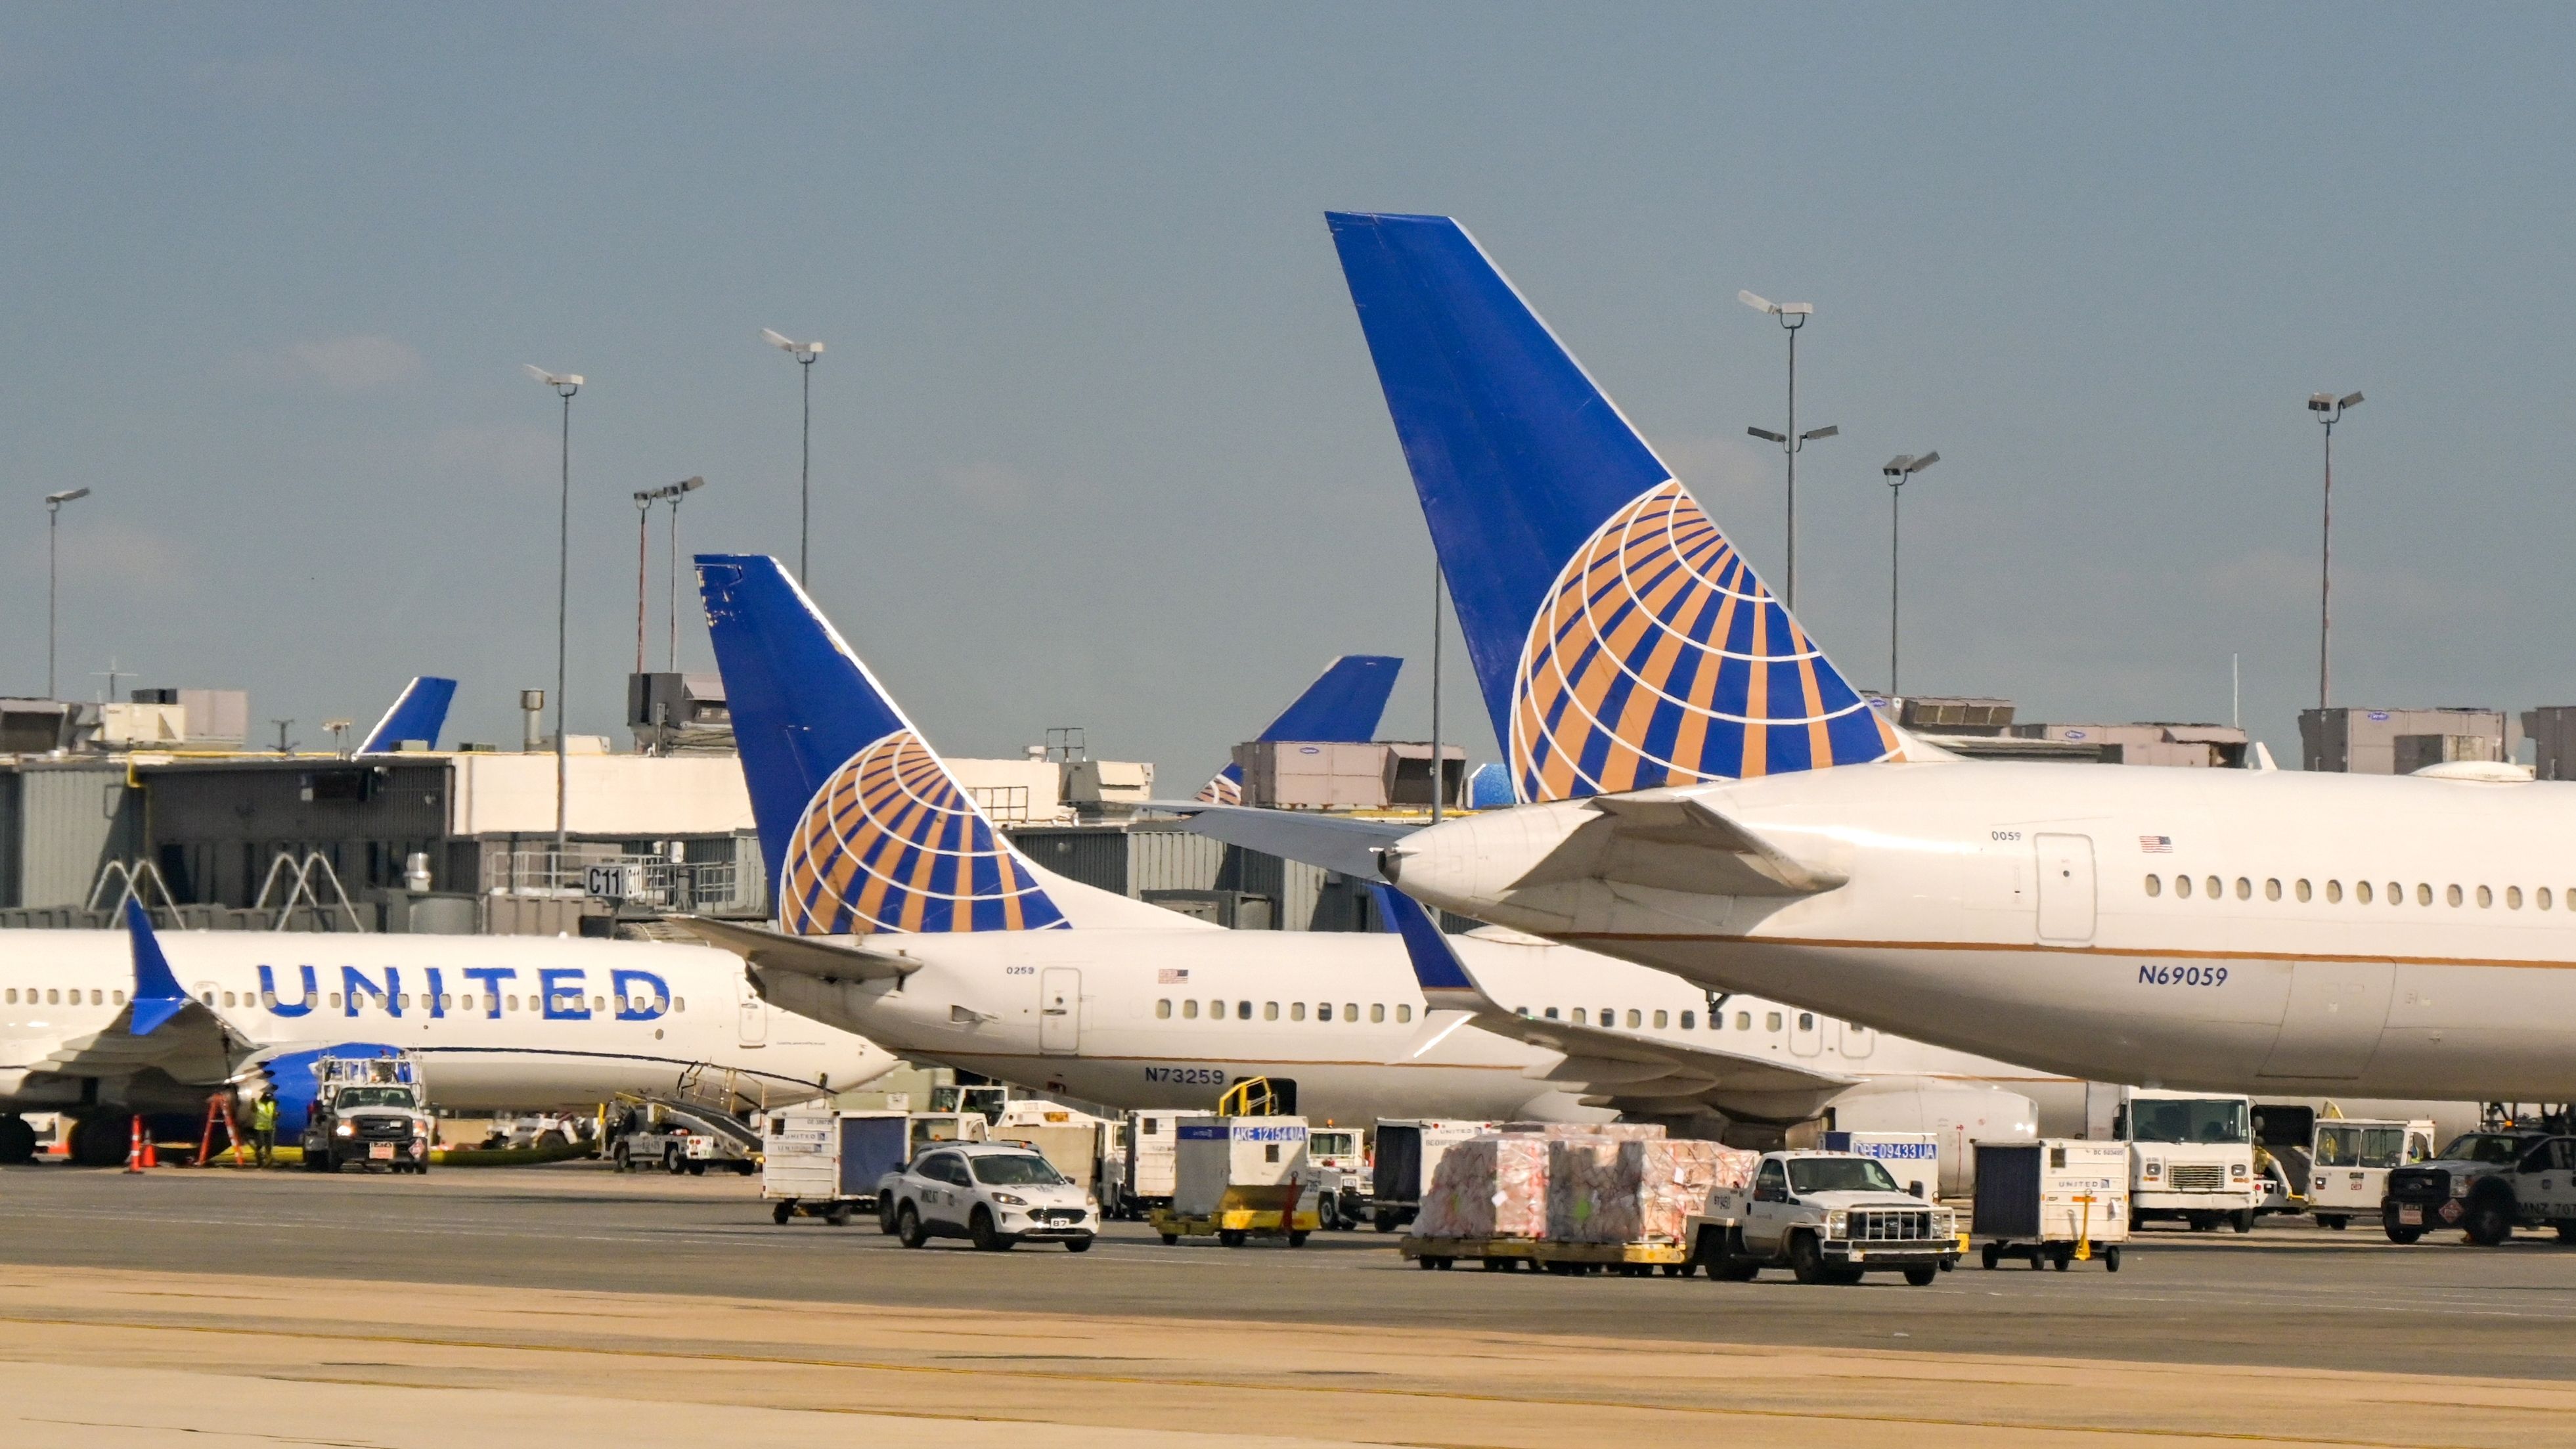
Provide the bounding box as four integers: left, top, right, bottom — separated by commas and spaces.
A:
1218, 1229, 1248, 1248
1788, 1232, 1834, 1285
2230, 1209, 2255, 1234
1159, 1232, 1180, 1245
535, 1128, 569, 1150
0, 1115, 35, 1165
969, 1207, 1015, 1252
2317, 1215, 2347, 1231
2556, 1221, 2576, 1244
2382, 1203, 2424, 1245
686, 1161, 706, 1177
1318, 1197, 1342, 1232
1065, 1236, 1094, 1253
824, 1203, 852, 1227
772, 1201, 794, 1225
879, 1194, 899, 1236
1287, 1230, 1310, 1247
70, 1115, 132, 1168
2187, 1213, 2218, 1232
1981, 1242, 2001, 1270
735, 1161, 756, 1176
1373, 1211, 1399, 1234
2464, 1195, 2516, 1247
897, 1203, 929, 1249
416, 1157, 430, 1176
2053, 1246, 2074, 1271
611, 1144, 631, 1172
664, 1146, 682, 1175
1904, 1265, 1938, 1287
2103, 1246, 2122, 1272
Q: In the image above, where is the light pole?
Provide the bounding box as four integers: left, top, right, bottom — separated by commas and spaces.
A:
762, 330, 824, 581
525, 365, 583, 857
2307, 391, 2363, 710
632, 489, 654, 676
1741, 291, 1834, 610
43, 487, 91, 699
661, 476, 705, 670
1878, 453, 1940, 695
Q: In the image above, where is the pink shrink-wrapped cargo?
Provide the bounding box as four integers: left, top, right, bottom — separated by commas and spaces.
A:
1551, 1139, 1765, 1243
1490, 1121, 1667, 1141
1414, 1136, 1551, 1239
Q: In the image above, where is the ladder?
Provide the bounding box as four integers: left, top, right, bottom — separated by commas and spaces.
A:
196, 1094, 247, 1168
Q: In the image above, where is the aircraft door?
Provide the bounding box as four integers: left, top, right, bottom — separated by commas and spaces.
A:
2033, 834, 2097, 943
1039, 968, 1080, 1056
737, 977, 768, 1046
2258, 961, 2393, 1080
1839, 1019, 1875, 1059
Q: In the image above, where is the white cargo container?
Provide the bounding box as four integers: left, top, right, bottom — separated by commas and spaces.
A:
761, 1107, 910, 1226
1820, 1131, 1943, 1201
1173, 1116, 1309, 1218
1115, 1109, 1213, 1217
1369, 1119, 1490, 1231
1972, 1139, 2130, 1271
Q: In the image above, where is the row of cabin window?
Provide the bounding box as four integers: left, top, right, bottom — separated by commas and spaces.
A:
3, 986, 681, 1014
2146, 874, 2565, 912
1154, 999, 1414, 1023
1508, 1004, 1828, 1035
6, 988, 124, 1006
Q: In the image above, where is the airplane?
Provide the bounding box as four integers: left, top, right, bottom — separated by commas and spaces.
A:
357, 675, 458, 755
1323, 210, 2576, 1104
1, 915, 895, 1167
1195, 654, 1399, 804
680, 553, 2066, 1140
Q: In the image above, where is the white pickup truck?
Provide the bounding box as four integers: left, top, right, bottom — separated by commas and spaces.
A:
1686, 1150, 1962, 1285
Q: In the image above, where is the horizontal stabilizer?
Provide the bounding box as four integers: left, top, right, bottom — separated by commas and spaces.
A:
1159, 802, 1412, 882
669, 915, 920, 983
1511, 790, 1845, 898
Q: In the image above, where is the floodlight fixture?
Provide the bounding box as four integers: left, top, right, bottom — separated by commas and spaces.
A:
2308, 393, 2334, 412
524, 365, 583, 391
1746, 426, 1787, 444
762, 328, 824, 360
2339, 391, 2363, 410
1801, 425, 1838, 441
46, 487, 90, 505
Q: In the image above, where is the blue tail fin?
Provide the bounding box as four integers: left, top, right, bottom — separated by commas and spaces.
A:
1197, 654, 1402, 804
696, 554, 1067, 935
357, 677, 456, 754
1325, 212, 1896, 803
123, 901, 191, 1036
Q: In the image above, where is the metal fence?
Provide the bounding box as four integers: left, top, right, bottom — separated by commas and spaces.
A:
482, 849, 739, 910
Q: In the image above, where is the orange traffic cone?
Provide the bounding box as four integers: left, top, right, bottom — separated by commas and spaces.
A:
124, 1115, 144, 1174
141, 1134, 159, 1169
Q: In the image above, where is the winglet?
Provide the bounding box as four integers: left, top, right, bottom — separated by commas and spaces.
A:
123, 900, 191, 1036
1370, 885, 1485, 1014
357, 676, 457, 754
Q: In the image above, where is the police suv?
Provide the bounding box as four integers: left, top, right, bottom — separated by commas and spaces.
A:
2382, 1129, 2576, 1245
883, 1142, 1099, 1252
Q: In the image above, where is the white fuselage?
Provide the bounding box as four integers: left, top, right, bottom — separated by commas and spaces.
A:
749, 922, 2079, 1131
0, 932, 895, 1114
1388, 758, 2576, 1101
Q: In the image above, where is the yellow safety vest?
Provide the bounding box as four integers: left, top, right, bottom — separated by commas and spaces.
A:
252, 1100, 277, 1131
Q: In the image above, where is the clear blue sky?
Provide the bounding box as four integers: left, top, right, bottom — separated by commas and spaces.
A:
4, 6, 2569, 780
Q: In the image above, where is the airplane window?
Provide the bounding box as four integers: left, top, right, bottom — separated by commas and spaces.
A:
2235, 878, 2251, 900
1291, 1002, 1306, 1021
1654, 1010, 1668, 1029
1238, 1001, 1253, 1021
2447, 885, 2464, 908
330, 992, 344, 1009
1737, 1011, 1752, 1030
1317, 1004, 1331, 1021
1155, 1000, 1170, 1018
223, 991, 236, 1007
505, 994, 518, 1011
1625, 1009, 1641, 1028
1766, 1012, 1783, 1032
93, 990, 104, 1005
1183, 1000, 1199, 1019
3, 989, 12, 1003
1798, 1012, 1815, 1031
2508, 887, 2524, 909
47, 989, 58, 1004
1371, 1004, 1385, 1023
674, 998, 685, 1012
1572, 1008, 1588, 1025
1599, 1006, 1612, 1024
2296, 880, 2313, 903
1681, 1010, 1696, 1029
2476, 886, 2492, 908
1344, 1002, 1358, 1023
2544, 888, 2557, 910
1264, 1002, 1278, 1021
2206, 876, 2221, 899
2175, 876, 2192, 899
2415, 883, 2432, 906
1396, 1005, 1412, 1023
1543, 1007, 1558, 1019
2265, 880, 2281, 901
442, 993, 454, 1010
2355, 881, 2372, 904
1516, 1006, 1530, 1015
593, 996, 606, 1012
200, 992, 214, 1006
2144, 874, 2161, 897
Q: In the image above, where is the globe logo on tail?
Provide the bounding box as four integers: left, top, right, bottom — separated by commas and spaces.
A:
1511, 479, 1898, 802
780, 730, 1066, 935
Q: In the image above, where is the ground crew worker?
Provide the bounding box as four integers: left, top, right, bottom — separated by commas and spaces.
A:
251, 1090, 278, 1167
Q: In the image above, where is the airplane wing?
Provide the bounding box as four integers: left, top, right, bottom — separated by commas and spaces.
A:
1375, 885, 1851, 1123
29, 903, 254, 1087
1155, 801, 1410, 881
1511, 788, 1845, 897
667, 916, 919, 983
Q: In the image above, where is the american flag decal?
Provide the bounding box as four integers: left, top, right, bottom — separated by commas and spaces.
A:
1157, 968, 1190, 984
2140, 835, 2173, 853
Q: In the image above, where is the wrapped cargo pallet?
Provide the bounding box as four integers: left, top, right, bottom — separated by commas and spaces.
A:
1550, 1138, 1766, 1243
1414, 1134, 1551, 1239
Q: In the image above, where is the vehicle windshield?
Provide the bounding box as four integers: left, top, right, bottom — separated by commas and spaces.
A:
2440, 1133, 2532, 1165
2130, 1098, 2249, 1145
334, 1086, 416, 1109
969, 1153, 1067, 1186
1787, 1158, 1901, 1195
1310, 1132, 1358, 1157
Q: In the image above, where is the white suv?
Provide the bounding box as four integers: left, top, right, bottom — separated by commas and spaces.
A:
886, 1144, 1099, 1253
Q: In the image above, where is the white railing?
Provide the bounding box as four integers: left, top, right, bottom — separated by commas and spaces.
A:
483, 850, 738, 910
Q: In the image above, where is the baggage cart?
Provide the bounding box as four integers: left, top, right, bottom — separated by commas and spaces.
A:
1113, 1109, 1212, 1219
763, 1107, 908, 1225
1974, 1139, 2129, 1271
1154, 1116, 1318, 1246
1369, 1119, 1486, 1232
